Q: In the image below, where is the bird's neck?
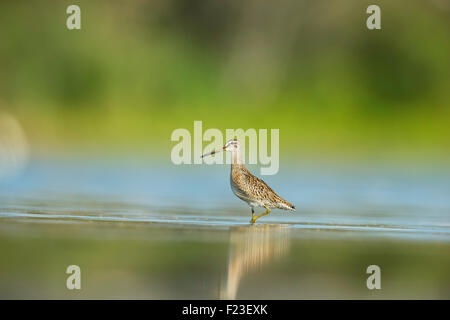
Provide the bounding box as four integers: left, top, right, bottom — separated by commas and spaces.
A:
231, 148, 244, 165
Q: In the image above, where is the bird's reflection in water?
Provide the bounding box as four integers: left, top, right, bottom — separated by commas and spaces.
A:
221, 224, 291, 299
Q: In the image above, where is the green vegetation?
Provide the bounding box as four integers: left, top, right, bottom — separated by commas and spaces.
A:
0, 0, 449, 162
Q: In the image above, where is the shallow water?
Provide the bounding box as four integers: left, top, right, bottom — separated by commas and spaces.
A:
0, 160, 449, 299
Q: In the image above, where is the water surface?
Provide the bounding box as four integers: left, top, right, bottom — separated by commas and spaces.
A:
0, 160, 449, 299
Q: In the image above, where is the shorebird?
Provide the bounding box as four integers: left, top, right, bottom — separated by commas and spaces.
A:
201, 139, 295, 223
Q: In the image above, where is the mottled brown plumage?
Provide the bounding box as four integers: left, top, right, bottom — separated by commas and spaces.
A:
231, 164, 295, 211
202, 139, 295, 223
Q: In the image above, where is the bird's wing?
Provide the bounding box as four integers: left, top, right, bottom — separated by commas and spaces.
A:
240, 170, 282, 202
242, 170, 294, 210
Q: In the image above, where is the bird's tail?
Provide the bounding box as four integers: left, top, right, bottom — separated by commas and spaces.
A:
278, 200, 296, 212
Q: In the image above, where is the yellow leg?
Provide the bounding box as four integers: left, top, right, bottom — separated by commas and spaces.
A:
250, 206, 271, 224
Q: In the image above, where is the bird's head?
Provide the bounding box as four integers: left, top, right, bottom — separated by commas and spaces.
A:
201, 139, 240, 158
223, 139, 240, 152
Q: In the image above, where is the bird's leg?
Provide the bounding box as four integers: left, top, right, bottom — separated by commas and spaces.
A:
258, 206, 271, 220
250, 206, 271, 224
250, 207, 256, 224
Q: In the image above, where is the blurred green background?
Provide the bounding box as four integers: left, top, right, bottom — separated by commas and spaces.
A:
1, 1, 450, 300
0, 0, 449, 163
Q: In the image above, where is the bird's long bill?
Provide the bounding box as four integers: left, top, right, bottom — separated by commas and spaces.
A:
201, 147, 225, 158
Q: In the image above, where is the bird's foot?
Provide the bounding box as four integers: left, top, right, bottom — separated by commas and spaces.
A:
250, 207, 271, 224
250, 214, 264, 224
